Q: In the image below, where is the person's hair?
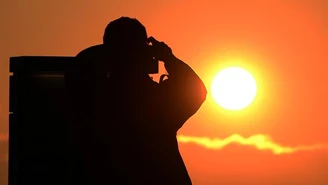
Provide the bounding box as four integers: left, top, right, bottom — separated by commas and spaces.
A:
101, 17, 152, 73
103, 17, 147, 46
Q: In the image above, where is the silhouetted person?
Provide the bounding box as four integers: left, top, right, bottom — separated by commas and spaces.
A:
66, 17, 207, 185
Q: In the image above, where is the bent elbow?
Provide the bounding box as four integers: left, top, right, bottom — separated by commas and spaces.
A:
201, 84, 208, 102
198, 80, 207, 104
190, 82, 207, 112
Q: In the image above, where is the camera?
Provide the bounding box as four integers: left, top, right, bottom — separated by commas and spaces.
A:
145, 42, 159, 74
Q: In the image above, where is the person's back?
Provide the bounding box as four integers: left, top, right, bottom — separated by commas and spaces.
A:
87, 77, 185, 184
66, 17, 207, 185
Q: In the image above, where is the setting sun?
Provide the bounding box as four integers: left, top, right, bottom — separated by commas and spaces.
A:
211, 67, 257, 110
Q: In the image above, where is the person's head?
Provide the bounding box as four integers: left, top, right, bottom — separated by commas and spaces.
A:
103, 17, 152, 74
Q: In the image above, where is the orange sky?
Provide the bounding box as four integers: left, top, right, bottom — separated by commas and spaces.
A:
1, 0, 328, 184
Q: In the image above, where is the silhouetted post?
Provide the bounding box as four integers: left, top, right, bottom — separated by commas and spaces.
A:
9, 56, 79, 185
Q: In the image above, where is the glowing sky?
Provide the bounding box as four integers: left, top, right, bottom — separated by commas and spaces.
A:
1, 0, 328, 184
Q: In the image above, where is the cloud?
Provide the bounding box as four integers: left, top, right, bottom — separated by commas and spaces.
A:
177, 134, 328, 155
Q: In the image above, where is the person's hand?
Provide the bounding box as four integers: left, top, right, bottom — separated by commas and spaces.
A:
147, 36, 175, 62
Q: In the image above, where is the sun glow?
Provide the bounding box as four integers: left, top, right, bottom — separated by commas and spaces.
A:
211, 67, 257, 110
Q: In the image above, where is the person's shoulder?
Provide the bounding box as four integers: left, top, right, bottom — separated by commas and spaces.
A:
76, 44, 105, 58
75, 44, 109, 73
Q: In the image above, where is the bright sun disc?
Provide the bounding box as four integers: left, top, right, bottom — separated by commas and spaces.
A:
211, 67, 257, 110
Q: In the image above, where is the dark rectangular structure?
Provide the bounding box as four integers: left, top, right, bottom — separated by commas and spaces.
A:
9, 56, 78, 185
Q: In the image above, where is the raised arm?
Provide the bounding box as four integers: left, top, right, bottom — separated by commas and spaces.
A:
164, 55, 207, 114
148, 37, 207, 131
